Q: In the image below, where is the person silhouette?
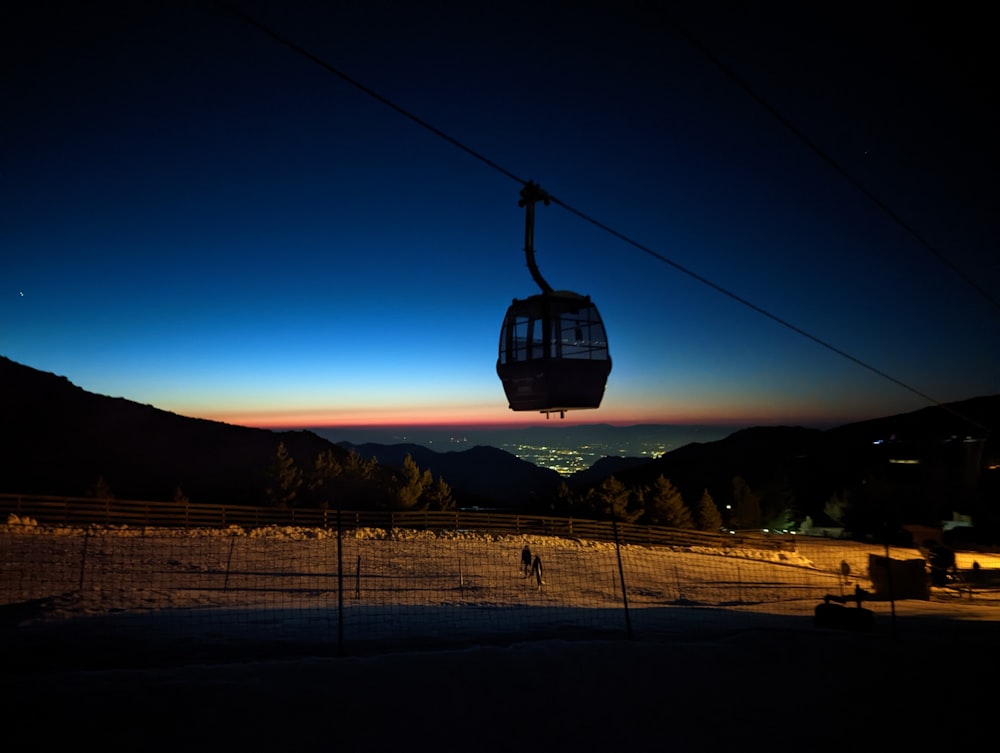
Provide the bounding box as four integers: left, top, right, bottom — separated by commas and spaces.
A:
840, 560, 851, 587
531, 554, 544, 588
521, 544, 532, 577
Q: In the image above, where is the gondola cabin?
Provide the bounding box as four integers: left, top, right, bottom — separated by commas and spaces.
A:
496, 181, 611, 417
497, 289, 612, 416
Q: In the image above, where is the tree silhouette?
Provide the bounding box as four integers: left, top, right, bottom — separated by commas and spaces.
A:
694, 488, 723, 532
344, 449, 376, 478
424, 476, 455, 511
547, 481, 579, 515
395, 453, 433, 510
337, 449, 386, 509
597, 476, 642, 522
824, 488, 853, 526
731, 475, 762, 530
645, 475, 693, 528
758, 472, 798, 530
87, 475, 114, 500
265, 442, 302, 508
307, 449, 344, 507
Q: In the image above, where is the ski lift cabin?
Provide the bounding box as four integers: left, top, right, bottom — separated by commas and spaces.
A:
496, 183, 611, 417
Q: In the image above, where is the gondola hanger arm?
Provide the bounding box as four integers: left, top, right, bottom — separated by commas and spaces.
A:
519, 181, 554, 295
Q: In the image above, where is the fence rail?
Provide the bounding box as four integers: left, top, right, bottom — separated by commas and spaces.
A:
4, 492, 999, 665
0, 493, 795, 552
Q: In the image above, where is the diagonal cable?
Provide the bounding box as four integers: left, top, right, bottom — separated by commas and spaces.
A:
217, 1, 991, 435
665, 15, 1000, 314
216, 1, 526, 187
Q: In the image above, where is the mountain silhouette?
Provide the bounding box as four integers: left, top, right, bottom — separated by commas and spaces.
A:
3, 356, 997, 532
1, 356, 346, 505
603, 413, 998, 538
1, 357, 558, 507
338, 442, 563, 508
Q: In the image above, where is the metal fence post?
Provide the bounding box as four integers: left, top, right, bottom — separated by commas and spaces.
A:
337, 507, 344, 657
224, 535, 236, 592
611, 514, 632, 640
77, 528, 90, 591
354, 555, 361, 599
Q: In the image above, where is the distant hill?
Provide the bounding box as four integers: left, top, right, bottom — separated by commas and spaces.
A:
338, 442, 563, 508
567, 456, 652, 487
605, 425, 833, 522
824, 396, 999, 445
312, 422, 744, 463
3, 355, 997, 532
0, 356, 561, 508
0, 356, 347, 505
337, 402, 999, 532
603, 412, 999, 538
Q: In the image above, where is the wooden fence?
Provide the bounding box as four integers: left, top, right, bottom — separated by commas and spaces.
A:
0, 492, 796, 552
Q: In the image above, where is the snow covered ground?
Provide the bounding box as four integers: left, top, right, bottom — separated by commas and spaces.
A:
4, 518, 1000, 751
5, 518, 999, 651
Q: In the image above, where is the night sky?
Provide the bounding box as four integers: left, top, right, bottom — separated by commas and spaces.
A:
4, 1, 997, 431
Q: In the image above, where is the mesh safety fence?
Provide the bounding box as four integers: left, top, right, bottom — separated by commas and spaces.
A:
6, 516, 993, 659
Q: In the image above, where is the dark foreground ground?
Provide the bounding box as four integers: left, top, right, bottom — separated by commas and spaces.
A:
4, 608, 998, 753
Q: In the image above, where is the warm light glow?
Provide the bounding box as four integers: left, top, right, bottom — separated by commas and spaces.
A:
194, 400, 839, 432
205, 404, 616, 430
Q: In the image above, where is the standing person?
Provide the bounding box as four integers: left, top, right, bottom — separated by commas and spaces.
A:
521, 544, 532, 577
531, 554, 544, 589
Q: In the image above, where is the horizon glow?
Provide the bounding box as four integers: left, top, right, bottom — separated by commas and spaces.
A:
3, 3, 996, 434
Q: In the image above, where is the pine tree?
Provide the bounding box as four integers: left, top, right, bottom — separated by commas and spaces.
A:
424, 476, 455, 511
824, 488, 853, 525
694, 488, 723, 532
396, 454, 432, 509
87, 475, 115, 500
338, 449, 384, 509
344, 449, 377, 480
597, 476, 641, 522
265, 442, 303, 508
645, 475, 693, 528
732, 475, 762, 530
308, 449, 344, 507
553, 481, 575, 514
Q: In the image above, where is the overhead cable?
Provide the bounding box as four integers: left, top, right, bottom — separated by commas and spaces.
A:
665, 14, 1000, 315
217, 1, 990, 435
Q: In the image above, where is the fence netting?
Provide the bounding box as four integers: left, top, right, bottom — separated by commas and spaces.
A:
10, 513, 990, 661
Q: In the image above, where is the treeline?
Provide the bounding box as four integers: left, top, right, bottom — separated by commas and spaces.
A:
238, 443, 750, 528
82, 442, 456, 513
70, 437, 854, 533
264, 442, 455, 511
79, 444, 774, 530
539, 475, 729, 531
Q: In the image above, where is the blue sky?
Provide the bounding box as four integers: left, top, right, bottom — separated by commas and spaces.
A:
3, 1, 998, 432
